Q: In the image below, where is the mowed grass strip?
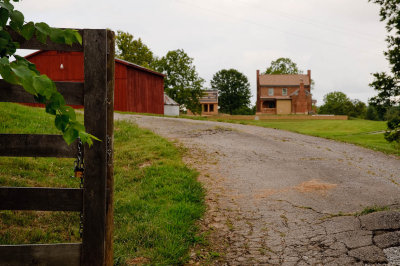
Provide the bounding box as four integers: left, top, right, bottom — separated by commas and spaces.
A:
186, 116, 398, 155
239, 119, 397, 155
0, 103, 205, 265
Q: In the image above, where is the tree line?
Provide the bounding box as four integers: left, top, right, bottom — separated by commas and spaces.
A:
116, 0, 400, 148
115, 30, 254, 115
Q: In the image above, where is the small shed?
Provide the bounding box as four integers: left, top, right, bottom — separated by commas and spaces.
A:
164, 93, 179, 116
200, 90, 218, 115
25, 51, 165, 114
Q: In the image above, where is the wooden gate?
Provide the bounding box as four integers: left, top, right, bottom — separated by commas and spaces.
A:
0, 28, 115, 265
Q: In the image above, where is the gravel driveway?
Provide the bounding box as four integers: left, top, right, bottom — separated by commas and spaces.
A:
115, 114, 400, 265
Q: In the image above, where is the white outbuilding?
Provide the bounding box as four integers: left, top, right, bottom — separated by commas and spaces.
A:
164, 93, 180, 116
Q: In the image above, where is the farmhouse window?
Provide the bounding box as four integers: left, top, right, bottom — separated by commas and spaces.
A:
204, 104, 208, 112
282, 88, 287, 96
210, 104, 214, 112
268, 88, 274, 96
263, 100, 276, 108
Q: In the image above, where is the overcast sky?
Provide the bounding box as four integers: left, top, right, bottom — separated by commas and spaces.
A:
17, 0, 389, 106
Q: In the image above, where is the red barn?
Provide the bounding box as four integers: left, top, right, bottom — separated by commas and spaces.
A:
25, 50, 165, 114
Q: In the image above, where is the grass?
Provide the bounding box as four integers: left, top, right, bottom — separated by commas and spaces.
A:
320, 205, 391, 220
0, 103, 205, 265
115, 111, 399, 155
187, 116, 399, 156
357, 205, 390, 216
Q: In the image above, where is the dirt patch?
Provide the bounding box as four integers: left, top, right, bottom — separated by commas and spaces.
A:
126, 257, 150, 265
294, 179, 337, 194
138, 161, 152, 168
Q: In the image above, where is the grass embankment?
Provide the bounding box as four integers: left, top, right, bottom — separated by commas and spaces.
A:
178, 115, 398, 156
234, 119, 397, 155
0, 103, 205, 265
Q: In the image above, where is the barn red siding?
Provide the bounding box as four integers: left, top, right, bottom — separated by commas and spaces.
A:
125, 66, 164, 114
24, 51, 164, 114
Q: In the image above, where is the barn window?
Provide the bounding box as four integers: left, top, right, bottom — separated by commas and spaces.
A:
204, 104, 208, 112
210, 104, 214, 112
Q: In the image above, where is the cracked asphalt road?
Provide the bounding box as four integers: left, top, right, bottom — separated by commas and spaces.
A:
115, 114, 400, 265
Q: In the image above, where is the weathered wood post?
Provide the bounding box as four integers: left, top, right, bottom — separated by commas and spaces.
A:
82, 29, 115, 266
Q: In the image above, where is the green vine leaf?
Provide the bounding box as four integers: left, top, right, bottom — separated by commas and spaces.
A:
0, 0, 99, 146
0, 2, 13, 12
63, 126, 79, 145
9, 9, 22, 30
55, 114, 69, 131
0, 8, 9, 27
21, 21, 34, 40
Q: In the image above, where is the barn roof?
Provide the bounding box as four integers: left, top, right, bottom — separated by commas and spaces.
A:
115, 58, 165, 78
259, 74, 310, 86
24, 50, 165, 78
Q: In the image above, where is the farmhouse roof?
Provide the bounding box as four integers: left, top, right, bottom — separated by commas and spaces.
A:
200, 90, 218, 103
259, 74, 310, 86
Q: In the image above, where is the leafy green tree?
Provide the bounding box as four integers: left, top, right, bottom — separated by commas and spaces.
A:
116, 30, 154, 68
153, 49, 204, 114
366, 105, 380, 120
348, 99, 367, 118
265, 57, 301, 74
369, 0, 400, 120
210, 69, 251, 115
319, 92, 350, 115
0, 0, 97, 145
265, 57, 315, 89
384, 116, 400, 149
319, 92, 367, 117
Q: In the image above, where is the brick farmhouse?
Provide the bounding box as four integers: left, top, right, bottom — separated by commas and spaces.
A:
256, 70, 313, 115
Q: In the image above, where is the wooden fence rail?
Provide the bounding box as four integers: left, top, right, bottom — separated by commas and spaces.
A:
0, 80, 84, 105
0, 28, 115, 266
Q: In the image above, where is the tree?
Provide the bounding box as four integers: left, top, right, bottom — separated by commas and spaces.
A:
0, 0, 97, 145
368, 0, 400, 120
319, 92, 367, 117
319, 92, 351, 115
265, 57, 301, 74
153, 49, 204, 113
366, 105, 380, 120
210, 69, 251, 115
265, 57, 315, 89
348, 99, 367, 118
384, 116, 400, 149
116, 30, 154, 68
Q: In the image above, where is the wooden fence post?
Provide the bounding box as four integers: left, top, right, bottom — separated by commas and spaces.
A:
105, 29, 115, 266
0, 27, 115, 266
82, 29, 109, 266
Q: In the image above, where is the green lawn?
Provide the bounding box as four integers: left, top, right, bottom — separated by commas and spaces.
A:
115, 111, 399, 155
0, 103, 205, 265
191, 117, 398, 156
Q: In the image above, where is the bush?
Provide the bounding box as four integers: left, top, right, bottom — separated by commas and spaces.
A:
384, 106, 400, 121
365, 105, 380, 121
384, 116, 400, 148
231, 105, 256, 115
